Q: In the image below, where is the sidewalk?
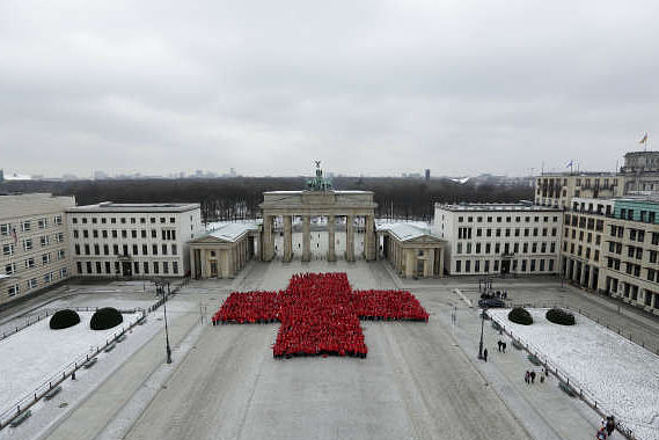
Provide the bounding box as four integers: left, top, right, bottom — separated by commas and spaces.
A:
38, 299, 200, 440
435, 304, 610, 440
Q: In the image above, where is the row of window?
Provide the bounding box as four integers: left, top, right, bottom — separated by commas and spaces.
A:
563, 242, 600, 262
606, 277, 659, 308
6, 268, 68, 297
74, 243, 177, 257
456, 241, 557, 255
606, 257, 659, 282
564, 214, 605, 232
2, 234, 65, 256
71, 216, 175, 225
609, 225, 659, 244
4, 250, 66, 275
72, 228, 177, 240
607, 241, 658, 263
0, 216, 63, 236
564, 227, 602, 245
76, 260, 179, 275
619, 208, 658, 223
456, 215, 559, 224
454, 258, 555, 273
458, 227, 557, 240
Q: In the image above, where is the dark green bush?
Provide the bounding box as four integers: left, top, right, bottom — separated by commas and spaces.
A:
90, 307, 123, 330
508, 307, 533, 325
49, 309, 81, 329
546, 308, 575, 326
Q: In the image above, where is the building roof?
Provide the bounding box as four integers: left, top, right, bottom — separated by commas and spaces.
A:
66, 202, 200, 213
435, 202, 561, 212
377, 222, 441, 242
197, 221, 259, 243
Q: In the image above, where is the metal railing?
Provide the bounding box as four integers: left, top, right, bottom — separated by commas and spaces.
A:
506, 301, 659, 356
0, 309, 146, 430
491, 312, 642, 440
0, 306, 143, 343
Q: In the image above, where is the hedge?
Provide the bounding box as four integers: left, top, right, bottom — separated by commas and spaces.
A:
90, 307, 124, 330
49, 309, 81, 330
508, 307, 533, 325
546, 308, 575, 326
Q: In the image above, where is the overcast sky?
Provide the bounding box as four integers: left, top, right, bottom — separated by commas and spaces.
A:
1, 0, 658, 178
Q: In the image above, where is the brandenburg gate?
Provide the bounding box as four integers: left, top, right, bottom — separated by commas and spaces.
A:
259, 163, 377, 262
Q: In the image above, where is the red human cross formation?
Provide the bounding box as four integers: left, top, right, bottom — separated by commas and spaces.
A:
212, 272, 429, 359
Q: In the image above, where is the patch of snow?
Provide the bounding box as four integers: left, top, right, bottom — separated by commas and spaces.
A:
489, 308, 659, 440
0, 312, 138, 415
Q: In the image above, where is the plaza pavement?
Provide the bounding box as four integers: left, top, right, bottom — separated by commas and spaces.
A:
25, 261, 659, 440
120, 261, 531, 440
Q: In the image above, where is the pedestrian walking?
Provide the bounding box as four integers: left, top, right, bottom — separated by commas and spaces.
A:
530, 371, 536, 384
540, 375, 545, 384
483, 348, 488, 362
497, 340, 502, 352
525, 371, 530, 384
502, 342, 507, 353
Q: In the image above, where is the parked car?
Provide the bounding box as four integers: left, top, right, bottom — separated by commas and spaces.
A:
478, 298, 506, 308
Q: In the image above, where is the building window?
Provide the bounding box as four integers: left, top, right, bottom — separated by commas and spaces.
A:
86, 262, 92, 273
163, 262, 169, 274
58, 249, 65, 260
143, 262, 149, 274
3, 244, 14, 256
5, 263, 16, 275
22, 221, 31, 232
172, 244, 177, 255
173, 261, 178, 274
27, 278, 38, 289
455, 260, 461, 273
153, 262, 160, 274
42, 253, 51, 264
105, 261, 111, 274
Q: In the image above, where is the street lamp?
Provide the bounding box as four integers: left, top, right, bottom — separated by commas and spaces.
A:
155, 278, 172, 364
478, 306, 487, 360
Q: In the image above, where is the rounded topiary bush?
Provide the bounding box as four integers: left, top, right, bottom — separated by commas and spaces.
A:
546, 308, 575, 326
90, 307, 123, 330
508, 307, 533, 325
49, 309, 81, 330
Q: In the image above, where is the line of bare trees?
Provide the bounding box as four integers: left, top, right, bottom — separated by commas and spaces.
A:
1, 177, 533, 223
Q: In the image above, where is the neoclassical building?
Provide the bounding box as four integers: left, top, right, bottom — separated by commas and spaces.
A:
377, 223, 445, 278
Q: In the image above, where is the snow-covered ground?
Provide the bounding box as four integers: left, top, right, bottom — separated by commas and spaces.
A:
0, 312, 139, 415
489, 308, 659, 440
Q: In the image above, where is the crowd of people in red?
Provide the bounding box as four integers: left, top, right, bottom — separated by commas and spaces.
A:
212, 272, 429, 359
211, 291, 278, 324
354, 289, 429, 321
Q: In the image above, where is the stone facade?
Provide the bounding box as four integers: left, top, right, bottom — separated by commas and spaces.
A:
0, 193, 75, 307
434, 203, 562, 276
66, 202, 203, 278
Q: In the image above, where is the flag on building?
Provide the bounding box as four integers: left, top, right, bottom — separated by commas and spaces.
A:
566, 160, 574, 168
639, 131, 648, 144
11, 227, 17, 245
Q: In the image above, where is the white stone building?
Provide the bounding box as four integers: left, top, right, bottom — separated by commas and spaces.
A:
0, 193, 76, 307
433, 203, 562, 276
66, 202, 203, 278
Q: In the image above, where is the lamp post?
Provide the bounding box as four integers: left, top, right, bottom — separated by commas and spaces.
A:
478, 306, 486, 360
156, 278, 172, 364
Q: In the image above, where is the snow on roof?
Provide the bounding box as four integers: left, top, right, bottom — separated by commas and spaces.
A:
377, 222, 440, 242
204, 221, 259, 242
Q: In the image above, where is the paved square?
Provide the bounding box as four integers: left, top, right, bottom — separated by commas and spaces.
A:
121, 261, 531, 440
